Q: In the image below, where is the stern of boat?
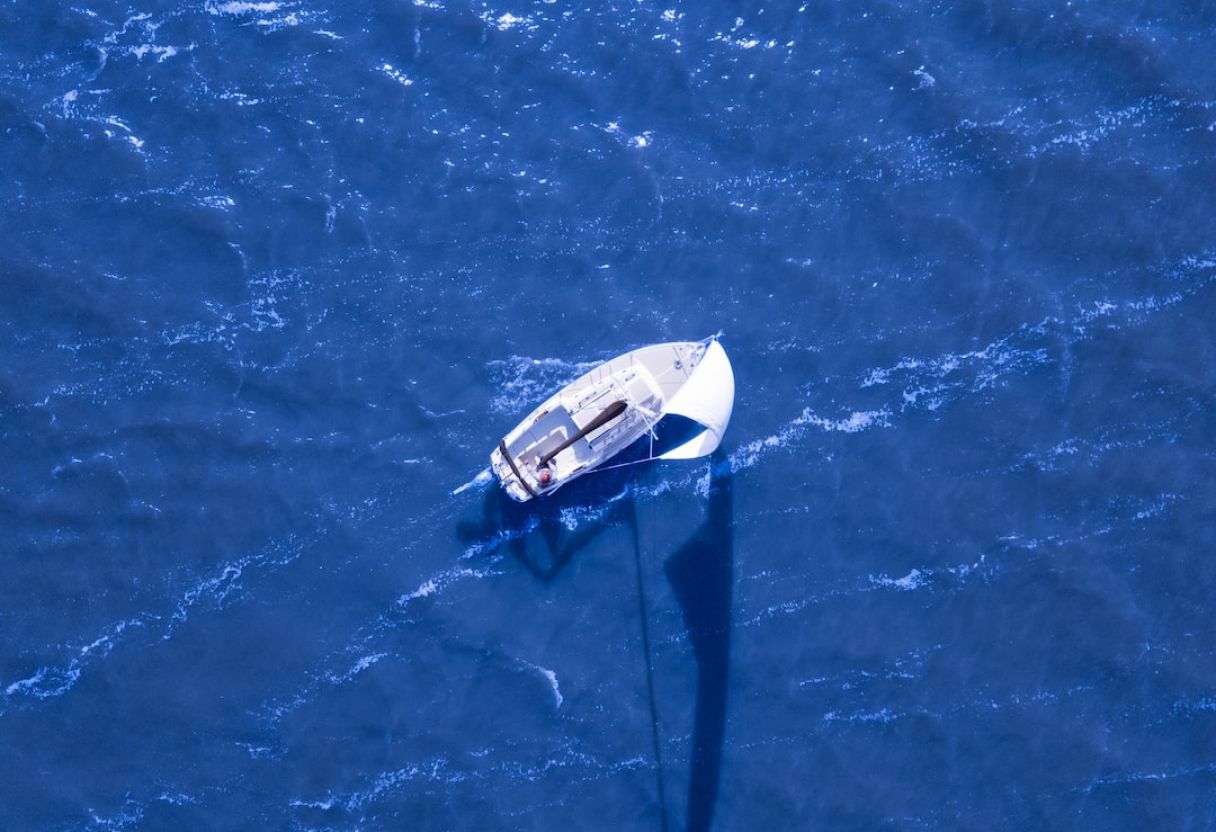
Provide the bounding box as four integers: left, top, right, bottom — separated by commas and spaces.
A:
490, 444, 535, 503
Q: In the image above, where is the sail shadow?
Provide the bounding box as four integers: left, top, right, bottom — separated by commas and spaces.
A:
665, 454, 733, 832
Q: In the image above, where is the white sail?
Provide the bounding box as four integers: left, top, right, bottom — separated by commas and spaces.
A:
656, 339, 735, 460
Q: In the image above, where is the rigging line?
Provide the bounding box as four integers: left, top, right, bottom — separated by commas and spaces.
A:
585, 455, 661, 475
583, 399, 661, 478
625, 390, 662, 438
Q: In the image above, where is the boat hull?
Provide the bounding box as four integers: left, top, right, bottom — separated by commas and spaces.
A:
490, 340, 716, 502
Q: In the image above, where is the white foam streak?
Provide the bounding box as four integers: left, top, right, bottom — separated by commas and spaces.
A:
206, 1, 282, 14
289, 745, 647, 814
379, 63, 414, 87
451, 467, 492, 496
823, 707, 899, 724
516, 660, 563, 708
204, 0, 311, 30
398, 566, 496, 605
869, 556, 987, 593
483, 11, 536, 31
727, 407, 890, 474
1078, 760, 1216, 793
324, 653, 388, 685
861, 334, 1049, 393
4, 665, 82, 699
738, 555, 990, 631
871, 569, 929, 591
2, 541, 301, 707
291, 756, 465, 812
485, 355, 599, 415
460, 517, 540, 559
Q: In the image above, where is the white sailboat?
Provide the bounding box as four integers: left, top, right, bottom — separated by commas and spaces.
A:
490, 337, 735, 502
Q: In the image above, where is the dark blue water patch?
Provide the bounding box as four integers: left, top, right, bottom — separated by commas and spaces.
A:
3, 0, 1216, 828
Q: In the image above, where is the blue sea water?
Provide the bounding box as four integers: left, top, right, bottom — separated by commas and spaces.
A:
2, 0, 1215, 828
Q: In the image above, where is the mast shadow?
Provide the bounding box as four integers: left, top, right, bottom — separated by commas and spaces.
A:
457, 459, 675, 828
664, 454, 733, 832
456, 445, 734, 832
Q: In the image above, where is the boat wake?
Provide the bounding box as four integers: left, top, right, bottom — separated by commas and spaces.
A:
450, 467, 493, 496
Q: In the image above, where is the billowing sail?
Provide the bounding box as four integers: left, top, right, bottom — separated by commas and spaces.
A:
656, 340, 735, 460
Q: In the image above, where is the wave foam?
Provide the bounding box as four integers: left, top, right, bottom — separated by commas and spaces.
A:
727, 407, 891, 474
485, 355, 598, 415
398, 566, 496, 605
206, 1, 283, 14
516, 660, 563, 708
2, 540, 302, 708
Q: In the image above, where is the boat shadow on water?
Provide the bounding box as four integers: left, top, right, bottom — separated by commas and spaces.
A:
458, 459, 641, 582
457, 451, 734, 832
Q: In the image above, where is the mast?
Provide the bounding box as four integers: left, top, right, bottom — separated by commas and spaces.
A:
537, 400, 627, 468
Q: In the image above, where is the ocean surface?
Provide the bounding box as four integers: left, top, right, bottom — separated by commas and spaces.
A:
2, 1, 1215, 829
